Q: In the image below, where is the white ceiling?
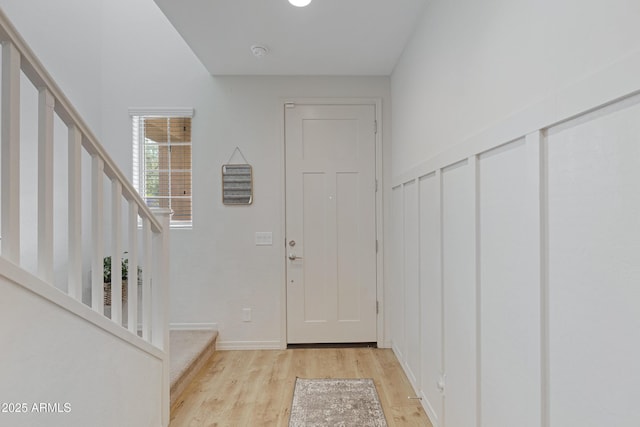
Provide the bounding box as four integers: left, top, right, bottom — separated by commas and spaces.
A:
153, 0, 429, 76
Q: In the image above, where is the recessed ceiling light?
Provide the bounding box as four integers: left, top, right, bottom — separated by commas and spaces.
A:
288, 0, 312, 7
250, 45, 269, 58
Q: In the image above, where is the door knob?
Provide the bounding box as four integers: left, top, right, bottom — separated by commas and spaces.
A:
288, 253, 303, 261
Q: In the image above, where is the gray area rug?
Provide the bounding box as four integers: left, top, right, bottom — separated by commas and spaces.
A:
289, 378, 388, 427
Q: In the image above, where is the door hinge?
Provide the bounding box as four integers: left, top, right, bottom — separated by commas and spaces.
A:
375, 239, 378, 253
374, 120, 378, 134
285, 103, 295, 109
375, 179, 379, 192
376, 301, 379, 315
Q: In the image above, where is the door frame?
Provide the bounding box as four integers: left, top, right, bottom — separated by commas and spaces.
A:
279, 97, 384, 348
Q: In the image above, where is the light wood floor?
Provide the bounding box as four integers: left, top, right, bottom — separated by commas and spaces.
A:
170, 348, 432, 427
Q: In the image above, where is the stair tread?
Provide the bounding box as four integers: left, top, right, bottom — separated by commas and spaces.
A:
169, 330, 217, 389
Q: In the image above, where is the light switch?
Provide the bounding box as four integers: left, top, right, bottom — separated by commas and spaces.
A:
255, 232, 273, 246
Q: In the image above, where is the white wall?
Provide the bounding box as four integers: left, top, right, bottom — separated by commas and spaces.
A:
98, 1, 392, 347
0, 0, 392, 348
0, 0, 103, 136
96, 0, 392, 349
169, 76, 390, 348
389, 0, 640, 426
392, 0, 640, 173
0, 266, 163, 427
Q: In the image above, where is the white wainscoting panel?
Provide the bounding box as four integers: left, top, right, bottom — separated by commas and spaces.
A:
478, 139, 542, 427
419, 172, 443, 425
547, 100, 640, 427
442, 159, 477, 427
390, 54, 640, 427
391, 185, 406, 361
403, 180, 421, 386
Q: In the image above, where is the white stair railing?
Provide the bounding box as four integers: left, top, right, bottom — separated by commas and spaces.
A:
0, 8, 170, 352
0, 8, 171, 424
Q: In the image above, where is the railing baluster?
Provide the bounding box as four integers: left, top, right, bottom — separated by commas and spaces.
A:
111, 180, 123, 325
1, 41, 21, 263
37, 88, 55, 282
67, 125, 82, 300
128, 203, 139, 334
142, 217, 152, 340
152, 208, 171, 348
151, 208, 171, 427
91, 156, 104, 313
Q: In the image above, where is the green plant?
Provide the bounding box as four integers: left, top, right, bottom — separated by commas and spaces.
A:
103, 252, 141, 283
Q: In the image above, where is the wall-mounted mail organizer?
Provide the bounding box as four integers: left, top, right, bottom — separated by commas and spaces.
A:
222, 147, 253, 205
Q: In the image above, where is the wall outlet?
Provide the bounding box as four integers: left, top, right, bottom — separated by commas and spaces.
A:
242, 308, 252, 322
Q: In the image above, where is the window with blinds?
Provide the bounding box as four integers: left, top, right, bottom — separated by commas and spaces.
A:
132, 113, 193, 227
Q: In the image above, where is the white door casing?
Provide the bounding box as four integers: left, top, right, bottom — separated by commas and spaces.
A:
285, 103, 378, 344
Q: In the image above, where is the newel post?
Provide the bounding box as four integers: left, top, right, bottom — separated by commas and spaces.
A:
151, 207, 171, 427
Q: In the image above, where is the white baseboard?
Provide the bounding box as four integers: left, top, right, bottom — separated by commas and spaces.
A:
170, 322, 218, 331
391, 342, 404, 363
420, 390, 440, 427
390, 341, 439, 427
379, 339, 392, 349
216, 340, 281, 350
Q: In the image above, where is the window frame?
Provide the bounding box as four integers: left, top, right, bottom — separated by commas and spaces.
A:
130, 108, 194, 229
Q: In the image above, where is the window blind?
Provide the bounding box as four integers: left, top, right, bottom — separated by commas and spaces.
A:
132, 114, 193, 226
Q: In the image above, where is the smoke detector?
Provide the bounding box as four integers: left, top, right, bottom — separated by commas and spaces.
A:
250, 45, 269, 58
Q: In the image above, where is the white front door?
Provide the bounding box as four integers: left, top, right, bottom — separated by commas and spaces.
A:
285, 103, 377, 344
